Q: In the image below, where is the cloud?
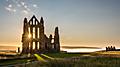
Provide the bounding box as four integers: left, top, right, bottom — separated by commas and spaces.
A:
19, 1, 31, 14
5, 0, 37, 15
21, 2, 25, 6
8, 4, 12, 8
5, 7, 16, 12
5, 4, 16, 13
17, 4, 21, 7
5, 7, 11, 11
33, 4, 38, 8
24, 5, 27, 8
22, 10, 29, 14
13, 9, 16, 12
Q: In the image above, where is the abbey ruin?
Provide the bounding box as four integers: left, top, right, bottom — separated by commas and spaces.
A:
21, 15, 60, 54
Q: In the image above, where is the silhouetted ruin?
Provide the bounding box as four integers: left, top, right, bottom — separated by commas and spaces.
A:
21, 15, 60, 54
106, 46, 116, 51
18, 47, 20, 53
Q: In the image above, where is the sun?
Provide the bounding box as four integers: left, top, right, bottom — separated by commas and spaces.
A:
28, 34, 31, 38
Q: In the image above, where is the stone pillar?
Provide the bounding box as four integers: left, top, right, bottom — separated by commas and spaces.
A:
48, 34, 52, 50
22, 18, 29, 53
40, 17, 45, 50
18, 47, 20, 53
54, 27, 60, 52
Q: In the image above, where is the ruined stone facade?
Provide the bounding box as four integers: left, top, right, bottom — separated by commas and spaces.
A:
21, 15, 60, 54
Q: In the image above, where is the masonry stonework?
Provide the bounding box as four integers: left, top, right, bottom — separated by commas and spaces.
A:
21, 15, 60, 54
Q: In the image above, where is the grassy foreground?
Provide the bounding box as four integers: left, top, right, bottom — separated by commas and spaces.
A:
44, 57, 120, 67
44, 53, 84, 58
0, 58, 36, 66
1, 52, 120, 67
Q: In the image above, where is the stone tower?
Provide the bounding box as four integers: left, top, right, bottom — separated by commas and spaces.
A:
54, 27, 60, 52
22, 18, 29, 53
21, 15, 60, 54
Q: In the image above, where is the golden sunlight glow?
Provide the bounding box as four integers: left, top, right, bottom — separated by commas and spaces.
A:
34, 54, 47, 62
28, 34, 31, 38
41, 54, 54, 60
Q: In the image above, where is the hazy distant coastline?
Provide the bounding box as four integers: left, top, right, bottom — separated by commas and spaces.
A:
0, 45, 104, 53
0, 46, 17, 51
62, 46, 101, 49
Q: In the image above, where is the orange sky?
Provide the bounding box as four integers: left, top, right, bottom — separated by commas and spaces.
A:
0, 0, 120, 50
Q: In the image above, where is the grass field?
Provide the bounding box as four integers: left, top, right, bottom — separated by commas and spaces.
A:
1, 51, 120, 67
44, 57, 120, 67
44, 53, 84, 58
0, 56, 36, 66
43, 52, 120, 67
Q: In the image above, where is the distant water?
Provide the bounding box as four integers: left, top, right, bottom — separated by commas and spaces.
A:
0, 46, 105, 53
0, 46, 17, 59
61, 48, 105, 53
0, 46, 17, 51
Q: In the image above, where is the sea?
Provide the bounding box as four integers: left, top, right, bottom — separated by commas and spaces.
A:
0, 46, 104, 59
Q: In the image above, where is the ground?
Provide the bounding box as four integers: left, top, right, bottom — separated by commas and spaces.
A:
1, 51, 120, 67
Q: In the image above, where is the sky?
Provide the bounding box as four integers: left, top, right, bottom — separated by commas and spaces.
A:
0, 0, 120, 49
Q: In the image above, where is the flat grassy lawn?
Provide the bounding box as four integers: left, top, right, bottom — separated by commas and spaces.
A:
1, 52, 120, 67
43, 53, 120, 67
45, 57, 120, 67
44, 53, 88, 58
95, 51, 120, 55
0, 58, 35, 66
